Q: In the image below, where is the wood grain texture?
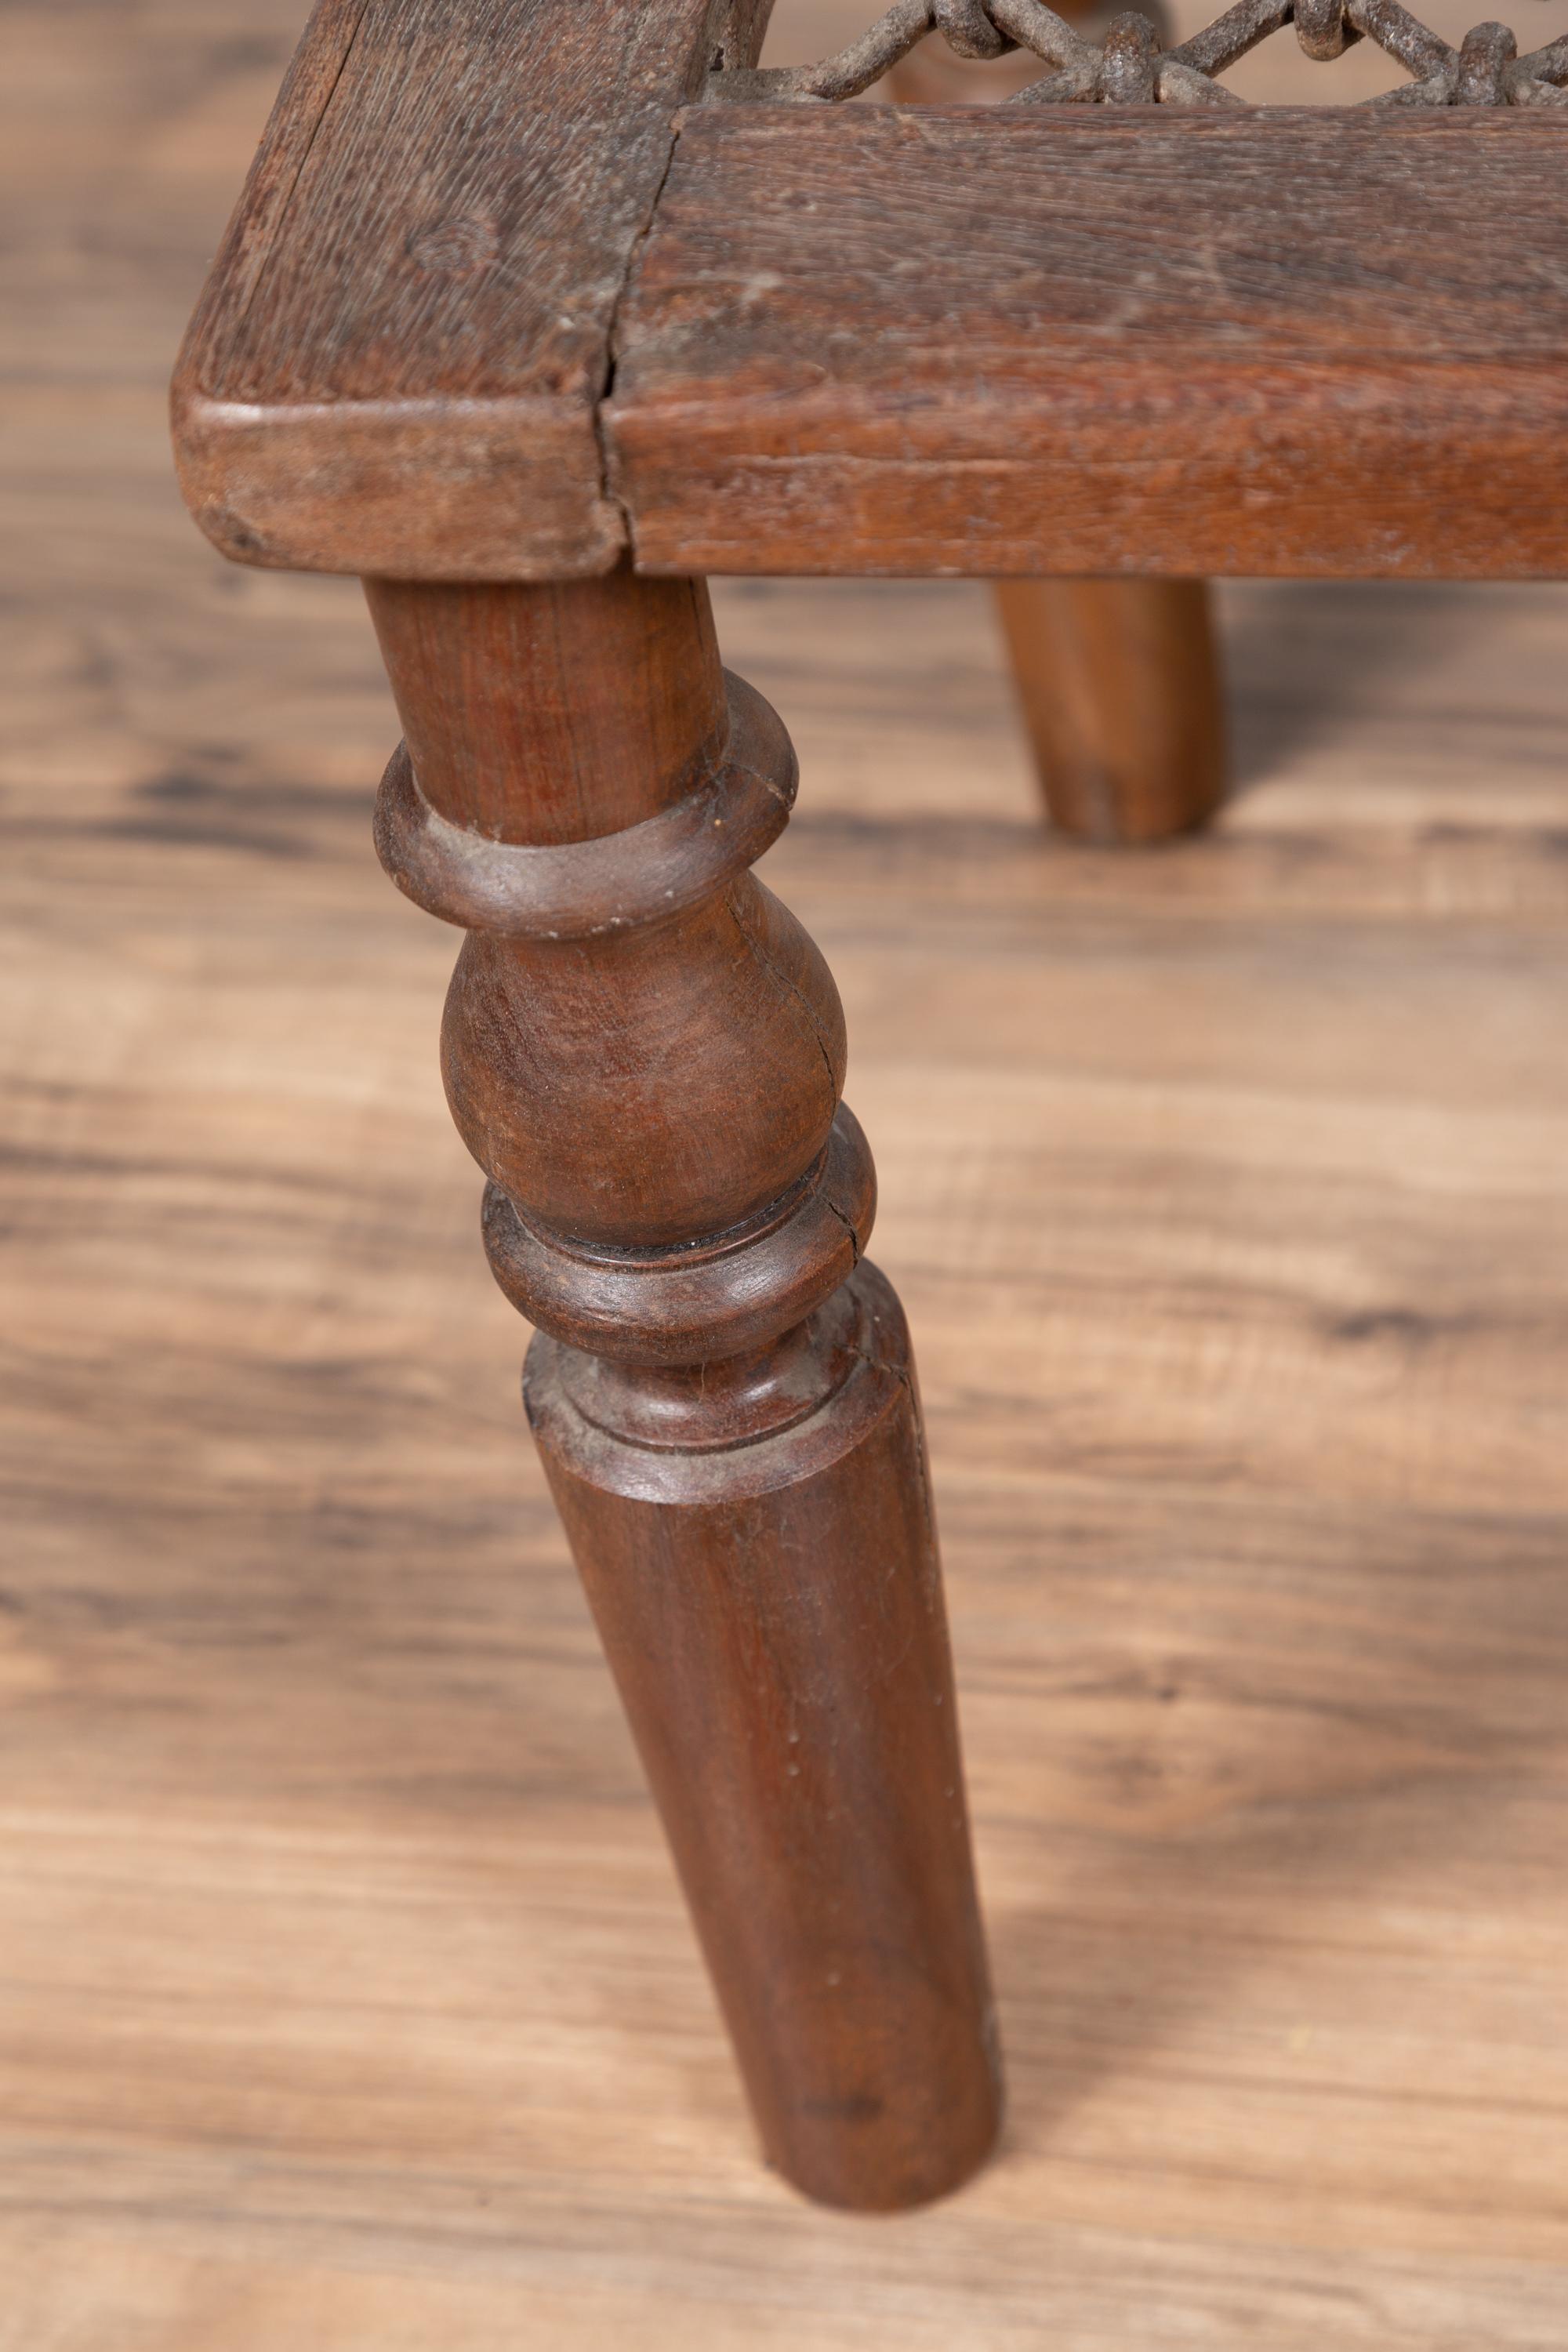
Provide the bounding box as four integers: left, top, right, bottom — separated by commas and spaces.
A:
531, 1260, 1001, 2211
172, 16, 1568, 586
367, 573, 729, 842
608, 106, 1568, 580
9, 0, 1568, 2332
172, 0, 775, 579
884, 37, 1226, 844
995, 578, 1227, 841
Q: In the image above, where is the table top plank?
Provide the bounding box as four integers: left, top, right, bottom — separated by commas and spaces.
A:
608, 107, 1568, 580
176, 61, 1568, 584
172, 0, 753, 579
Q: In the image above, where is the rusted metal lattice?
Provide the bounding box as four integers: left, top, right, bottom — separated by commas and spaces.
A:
711, 0, 1568, 105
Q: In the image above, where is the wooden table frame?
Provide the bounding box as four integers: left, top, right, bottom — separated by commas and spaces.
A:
172, 0, 1567, 2214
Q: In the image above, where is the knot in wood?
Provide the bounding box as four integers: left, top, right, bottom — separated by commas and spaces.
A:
406, 211, 499, 276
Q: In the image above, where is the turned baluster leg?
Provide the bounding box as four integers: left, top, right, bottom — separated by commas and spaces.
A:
994, 578, 1226, 844
365, 568, 1000, 2212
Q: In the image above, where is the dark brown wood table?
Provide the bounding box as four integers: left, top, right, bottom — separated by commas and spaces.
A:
168, 0, 1567, 2220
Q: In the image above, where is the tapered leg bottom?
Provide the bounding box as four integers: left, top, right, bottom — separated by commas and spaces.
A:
996, 576, 1227, 844
525, 1263, 1002, 2212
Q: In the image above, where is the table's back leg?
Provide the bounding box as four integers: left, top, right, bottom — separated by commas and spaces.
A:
995, 578, 1228, 845
877, 41, 1224, 848
365, 567, 1002, 2212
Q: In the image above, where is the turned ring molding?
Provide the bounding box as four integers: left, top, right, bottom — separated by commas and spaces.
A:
481, 1107, 878, 1365
374, 670, 797, 941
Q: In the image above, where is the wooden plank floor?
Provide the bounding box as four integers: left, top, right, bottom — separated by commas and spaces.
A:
5, 4, 1568, 2344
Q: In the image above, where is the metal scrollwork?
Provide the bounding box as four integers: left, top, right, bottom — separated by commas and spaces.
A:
711, 0, 1568, 107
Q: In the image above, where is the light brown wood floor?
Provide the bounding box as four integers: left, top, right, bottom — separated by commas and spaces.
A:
5, 5, 1568, 2346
